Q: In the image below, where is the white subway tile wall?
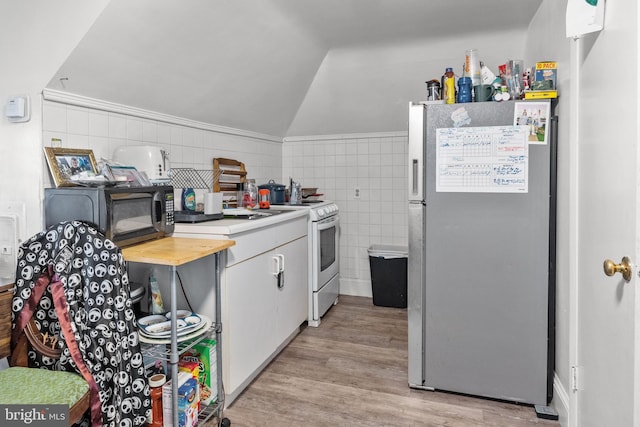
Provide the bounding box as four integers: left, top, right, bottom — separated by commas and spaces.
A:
42, 101, 282, 192
283, 134, 408, 288
42, 99, 408, 297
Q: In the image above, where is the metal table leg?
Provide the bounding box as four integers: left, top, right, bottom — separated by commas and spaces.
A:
170, 265, 178, 427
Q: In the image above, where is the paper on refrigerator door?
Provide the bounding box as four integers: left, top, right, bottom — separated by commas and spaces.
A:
435, 125, 528, 193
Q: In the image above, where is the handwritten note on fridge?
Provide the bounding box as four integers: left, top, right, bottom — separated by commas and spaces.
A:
436, 126, 528, 193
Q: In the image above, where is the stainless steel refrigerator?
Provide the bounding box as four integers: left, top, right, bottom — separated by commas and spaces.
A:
407, 100, 556, 405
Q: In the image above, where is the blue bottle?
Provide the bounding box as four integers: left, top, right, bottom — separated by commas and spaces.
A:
181, 187, 196, 211
457, 77, 472, 103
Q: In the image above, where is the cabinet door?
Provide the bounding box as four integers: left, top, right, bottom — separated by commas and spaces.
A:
273, 236, 308, 346
225, 252, 276, 393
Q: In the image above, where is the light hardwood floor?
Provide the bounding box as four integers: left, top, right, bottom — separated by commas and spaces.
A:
209, 295, 560, 427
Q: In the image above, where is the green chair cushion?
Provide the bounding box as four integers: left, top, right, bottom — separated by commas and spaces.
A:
0, 367, 88, 406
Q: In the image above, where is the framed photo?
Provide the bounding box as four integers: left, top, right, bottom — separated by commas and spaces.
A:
44, 147, 98, 187
513, 101, 551, 145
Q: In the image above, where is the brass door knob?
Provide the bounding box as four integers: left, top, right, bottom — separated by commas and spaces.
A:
603, 257, 632, 282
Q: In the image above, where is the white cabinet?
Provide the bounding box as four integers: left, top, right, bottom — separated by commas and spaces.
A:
273, 237, 307, 347
224, 235, 307, 397
173, 212, 309, 405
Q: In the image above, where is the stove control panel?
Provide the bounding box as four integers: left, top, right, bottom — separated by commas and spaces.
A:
314, 203, 338, 220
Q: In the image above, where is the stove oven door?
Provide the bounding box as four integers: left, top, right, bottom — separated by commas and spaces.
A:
312, 214, 339, 292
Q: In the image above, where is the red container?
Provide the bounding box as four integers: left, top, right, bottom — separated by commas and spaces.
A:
149, 374, 166, 427
259, 189, 271, 209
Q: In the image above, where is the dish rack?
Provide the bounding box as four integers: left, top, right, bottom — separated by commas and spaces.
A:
169, 168, 222, 191
170, 158, 247, 207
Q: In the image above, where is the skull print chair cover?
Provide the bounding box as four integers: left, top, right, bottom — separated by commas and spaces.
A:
11, 221, 151, 427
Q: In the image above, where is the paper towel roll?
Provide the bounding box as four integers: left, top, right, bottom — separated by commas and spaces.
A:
205, 192, 223, 214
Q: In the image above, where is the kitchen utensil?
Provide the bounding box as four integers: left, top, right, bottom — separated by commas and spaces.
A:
301, 188, 318, 198
289, 179, 302, 205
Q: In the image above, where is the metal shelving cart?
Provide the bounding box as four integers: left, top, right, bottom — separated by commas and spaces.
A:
122, 237, 235, 427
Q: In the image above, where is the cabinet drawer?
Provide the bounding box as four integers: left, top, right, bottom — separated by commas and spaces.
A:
225, 216, 307, 266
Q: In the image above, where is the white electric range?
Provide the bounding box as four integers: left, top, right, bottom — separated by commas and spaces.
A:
276, 200, 339, 327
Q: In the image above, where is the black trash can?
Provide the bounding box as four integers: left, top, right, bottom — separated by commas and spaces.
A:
368, 244, 408, 308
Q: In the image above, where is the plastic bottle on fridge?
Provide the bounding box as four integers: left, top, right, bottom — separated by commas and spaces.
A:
465, 49, 482, 87
442, 68, 456, 104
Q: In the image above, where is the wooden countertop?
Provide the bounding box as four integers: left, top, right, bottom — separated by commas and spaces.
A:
121, 236, 235, 266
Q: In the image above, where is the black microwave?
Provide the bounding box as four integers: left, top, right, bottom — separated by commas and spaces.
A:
44, 185, 175, 247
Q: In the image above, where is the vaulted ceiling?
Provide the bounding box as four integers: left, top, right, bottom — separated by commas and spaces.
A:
47, 0, 542, 138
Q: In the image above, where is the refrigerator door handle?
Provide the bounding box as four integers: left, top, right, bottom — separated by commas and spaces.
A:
412, 159, 419, 195
408, 103, 424, 201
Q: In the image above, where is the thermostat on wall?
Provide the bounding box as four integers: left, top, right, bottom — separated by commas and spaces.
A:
5, 95, 30, 123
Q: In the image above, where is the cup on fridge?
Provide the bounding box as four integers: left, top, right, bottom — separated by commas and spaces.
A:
473, 84, 496, 102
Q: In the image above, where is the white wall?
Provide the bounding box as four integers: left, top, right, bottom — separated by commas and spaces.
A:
525, 0, 571, 423
285, 27, 532, 297
283, 132, 407, 297
288, 29, 529, 135
0, 1, 109, 239
41, 97, 283, 206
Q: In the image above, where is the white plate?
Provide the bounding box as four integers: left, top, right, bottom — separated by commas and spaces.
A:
165, 310, 193, 320
137, 312, 203, 337
139, 317, 203, 338
137, 314, 167, 327
138, 321, 205, 339
138, 314, 212, 344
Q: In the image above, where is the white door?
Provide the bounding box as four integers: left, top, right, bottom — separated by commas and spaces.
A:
574, 2, 638, 424
225, 252, 276, 394
273, 236, 308, 346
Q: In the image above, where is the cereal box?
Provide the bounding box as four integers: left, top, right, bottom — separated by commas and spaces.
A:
182, 338, 218, 405
178, 359, 201, 410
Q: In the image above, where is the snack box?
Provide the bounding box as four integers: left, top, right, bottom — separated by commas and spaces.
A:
534, 61, 557, 90
178, 358, 201, 410
182, 338, 218, 405
162, 372, 199, 427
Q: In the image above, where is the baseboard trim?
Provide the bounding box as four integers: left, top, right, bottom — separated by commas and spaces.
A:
224, 327, 300, 407
552, 372, 569, 426
339, 277, 372, 298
